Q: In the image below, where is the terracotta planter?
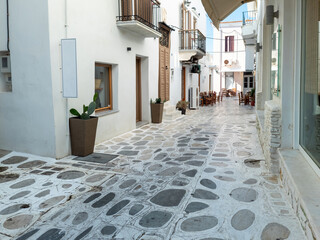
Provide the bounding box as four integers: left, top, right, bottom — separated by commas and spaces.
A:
150, 103, 163, 123
251, 100, 255, 106
69, 117, 98, 157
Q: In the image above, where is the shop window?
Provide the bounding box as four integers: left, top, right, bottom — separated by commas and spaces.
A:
225, 36, 234, 52
95, 63, 112, 111
300, 0, 320, 166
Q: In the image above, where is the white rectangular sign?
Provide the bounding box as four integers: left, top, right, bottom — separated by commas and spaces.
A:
61, 38, 78, 98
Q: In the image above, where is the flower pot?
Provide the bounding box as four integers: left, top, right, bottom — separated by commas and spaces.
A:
251, 100, 255, 106
69, 117, 98, 157
150, 103, 163, 123
181, 109, 186, 115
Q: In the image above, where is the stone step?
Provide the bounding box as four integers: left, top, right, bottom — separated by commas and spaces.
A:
163, 101, 181, 121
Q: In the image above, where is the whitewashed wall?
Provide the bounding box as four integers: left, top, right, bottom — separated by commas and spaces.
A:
0, 0, 57, 157
0, 0, 7, 51
212, 23, 247, 92
48, 0, 160, 158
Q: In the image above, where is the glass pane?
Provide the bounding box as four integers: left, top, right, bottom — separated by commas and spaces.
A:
271, 26, 281, 97
244, 78, 248, 88
249, 77, 254, 88
95, 65, 111, 110
300, 0, 320, 166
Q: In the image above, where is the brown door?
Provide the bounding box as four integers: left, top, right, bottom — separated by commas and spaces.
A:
136, 58, 142, 122
198, 73, 201, 91
209, 74, 212, 91
182, 67, 186, 100
159, 24, 171, 101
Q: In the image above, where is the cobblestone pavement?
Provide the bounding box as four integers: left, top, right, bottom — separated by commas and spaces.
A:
0, 98, 306, 240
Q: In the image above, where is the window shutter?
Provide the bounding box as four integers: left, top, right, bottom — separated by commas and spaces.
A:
229, 36, 234, 52
225, 36, 228, 52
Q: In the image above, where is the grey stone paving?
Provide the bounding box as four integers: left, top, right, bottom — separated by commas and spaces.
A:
0, 98, 307, 240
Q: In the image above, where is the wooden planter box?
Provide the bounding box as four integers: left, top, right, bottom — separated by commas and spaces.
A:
150, 103, 163, 123
69, 117, 98, 157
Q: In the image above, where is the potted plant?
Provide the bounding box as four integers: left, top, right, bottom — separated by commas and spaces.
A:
150, 98, 164, 123
176, 100, 189, 115
69, 94, 98, 157
250, 88, 255, 106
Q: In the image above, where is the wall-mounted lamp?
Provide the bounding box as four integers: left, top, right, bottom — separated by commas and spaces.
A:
184, 0, 191, 7
266, 5, 279, 25
127, 47, 131, 51
256, 43, 262, 52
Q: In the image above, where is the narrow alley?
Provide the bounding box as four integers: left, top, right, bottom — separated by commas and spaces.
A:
0, 98, 306, 240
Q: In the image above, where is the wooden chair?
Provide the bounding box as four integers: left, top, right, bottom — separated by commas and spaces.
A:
204, 93, 211, 106
212, 92, 216, 105
238, 92, 245, 105
199, 92, 204, 107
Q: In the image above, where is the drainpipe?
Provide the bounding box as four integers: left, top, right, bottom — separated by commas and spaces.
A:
220, 29, 222, 93
65, 0, 68, 38
6, 0, 10, 52
65, 0, 69, 138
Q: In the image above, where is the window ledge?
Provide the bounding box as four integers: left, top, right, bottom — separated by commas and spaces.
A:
94, 109, 119, 118
279, 149, 320, 239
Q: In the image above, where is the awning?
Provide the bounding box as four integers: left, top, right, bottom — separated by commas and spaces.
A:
202, 0, 254, 29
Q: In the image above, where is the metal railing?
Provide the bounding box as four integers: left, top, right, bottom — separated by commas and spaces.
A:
117, 0, 161, 32
179, 29, 206, 53
242, 11, 257, 26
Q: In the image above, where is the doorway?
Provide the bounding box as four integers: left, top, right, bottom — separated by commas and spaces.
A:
225, 72, 234, 90
209, 74, 212, 91
136, 57, 142, 122
159, 23, 171, 101
182, 67, 186, 100
243, 72, 254, 94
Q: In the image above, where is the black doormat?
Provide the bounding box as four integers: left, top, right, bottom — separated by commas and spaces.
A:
74, 153, 118, 164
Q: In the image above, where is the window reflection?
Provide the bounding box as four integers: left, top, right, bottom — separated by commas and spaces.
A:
300, 0, 320, 165
95, 64, 112, 111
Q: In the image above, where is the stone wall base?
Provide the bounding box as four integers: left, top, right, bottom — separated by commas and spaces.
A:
279, 149, 319, 240
256, 100, 282, 175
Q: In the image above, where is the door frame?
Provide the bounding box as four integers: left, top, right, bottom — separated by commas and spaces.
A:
182, 67, 186, 100
136, 57, 142, 122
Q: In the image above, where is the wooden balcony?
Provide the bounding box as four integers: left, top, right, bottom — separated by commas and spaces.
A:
179, 29, 206, 62
117, 0, 162, 38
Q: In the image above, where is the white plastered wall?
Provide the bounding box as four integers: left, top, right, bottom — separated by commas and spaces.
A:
48, 0, 159, 158
0, 0, 56, 157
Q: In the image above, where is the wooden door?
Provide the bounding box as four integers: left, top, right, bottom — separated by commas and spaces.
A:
159, 24, 171, 101
198, 73, 201, 91
182, 67, 186, 100
136, 58, 142, 122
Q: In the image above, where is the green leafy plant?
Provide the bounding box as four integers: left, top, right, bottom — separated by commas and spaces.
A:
176, 100, 189, 110
70, 93, 98, 119
150, 98, 163, 104
250, 88, 255, 98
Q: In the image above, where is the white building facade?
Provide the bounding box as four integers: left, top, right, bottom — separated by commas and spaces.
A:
0, 0, 209, 158
212, 21, 255, 94
246, 0, 320, 238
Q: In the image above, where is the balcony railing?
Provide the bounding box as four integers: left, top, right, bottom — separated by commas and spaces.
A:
179, 29, 206, 54
242, 11, 257, 26
117, 0, 161, 32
